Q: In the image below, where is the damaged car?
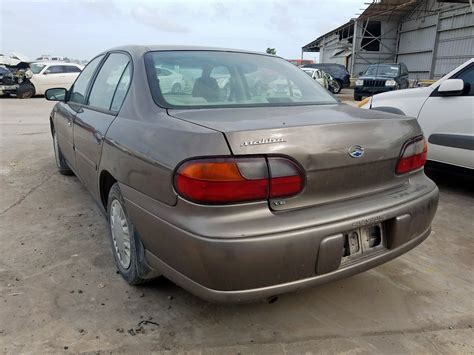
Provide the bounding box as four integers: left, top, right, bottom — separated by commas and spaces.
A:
0, 61, 33, 98
0, 54, 83, 98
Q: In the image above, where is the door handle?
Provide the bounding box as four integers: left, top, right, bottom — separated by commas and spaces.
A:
93, 131, 103, 145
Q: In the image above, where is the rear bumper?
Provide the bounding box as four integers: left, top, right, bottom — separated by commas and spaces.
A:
342, 75, 351, 87
146, 226, 432, 303
123, 180, 439, 303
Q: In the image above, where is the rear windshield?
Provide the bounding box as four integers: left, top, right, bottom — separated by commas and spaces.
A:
144, 51, 337, 109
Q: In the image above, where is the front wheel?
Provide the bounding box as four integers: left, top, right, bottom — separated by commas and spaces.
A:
16, 83, 35, 99
107, 183, 159, 285
171, 83, 182, 94
52, 131, 73, 175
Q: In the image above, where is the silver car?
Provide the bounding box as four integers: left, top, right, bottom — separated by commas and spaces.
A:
45, 46, 439, 302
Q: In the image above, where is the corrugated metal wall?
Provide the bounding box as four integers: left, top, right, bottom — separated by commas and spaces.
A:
310, 0, 473, 79
397, 1, 473, 80
319, 33, 350, 65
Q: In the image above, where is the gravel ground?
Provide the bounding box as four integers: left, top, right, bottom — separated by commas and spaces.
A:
0, 97, 473, 354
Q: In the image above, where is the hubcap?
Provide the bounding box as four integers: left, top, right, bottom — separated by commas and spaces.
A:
53, 132, 61, 168
109, 199, 132, 269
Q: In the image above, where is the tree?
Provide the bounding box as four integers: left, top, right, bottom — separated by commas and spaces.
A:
266, 48, 277, 55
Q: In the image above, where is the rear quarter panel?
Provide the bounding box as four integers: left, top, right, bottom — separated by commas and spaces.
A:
100, 111, 230, 206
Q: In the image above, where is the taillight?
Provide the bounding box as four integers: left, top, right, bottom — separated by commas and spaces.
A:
268, 157, 304, 198
396, 136, 427, 174
174, 157, 304, 204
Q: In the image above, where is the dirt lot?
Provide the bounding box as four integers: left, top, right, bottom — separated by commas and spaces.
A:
1, 98, 473, 354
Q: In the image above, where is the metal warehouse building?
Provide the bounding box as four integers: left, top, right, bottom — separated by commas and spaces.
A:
302, 0, 474, 80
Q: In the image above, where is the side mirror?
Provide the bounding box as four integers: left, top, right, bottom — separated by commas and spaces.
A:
43, 70, 51, 75
45, 88, 67, 101
438, 79, 464, 96
359, 71, 364, 76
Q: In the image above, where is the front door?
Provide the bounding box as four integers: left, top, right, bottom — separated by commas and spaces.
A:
418, 64, 474, 169
54, 56, 105, 171
73, 52, 132, 198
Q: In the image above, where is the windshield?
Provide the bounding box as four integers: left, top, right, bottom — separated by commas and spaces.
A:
145, 51, 337, 109
30, 64, 46, 74
364, 64, 399, 77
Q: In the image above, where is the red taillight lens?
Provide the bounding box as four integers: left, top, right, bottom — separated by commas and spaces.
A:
396, 136, 427, 174
174, 157, 304, 204
268, 157, 305, 198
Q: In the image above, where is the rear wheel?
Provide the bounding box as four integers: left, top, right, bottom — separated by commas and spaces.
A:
52, 130, 73, 175
331, 80, 342, 94
171, 83, 181, 94
107, 183, 159, 285
16, 83, 35, 99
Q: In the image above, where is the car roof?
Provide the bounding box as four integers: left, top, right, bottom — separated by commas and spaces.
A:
32, 61, 83, 66
104, 45, 274, 58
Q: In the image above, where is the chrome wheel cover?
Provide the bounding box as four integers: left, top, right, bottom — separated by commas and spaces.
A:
109, 199, 132, 269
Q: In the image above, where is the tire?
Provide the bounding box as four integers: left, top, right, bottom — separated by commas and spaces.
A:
354, 94, 363, 101
171, 83, 181, 94
16, 83, 35, 99
107, 183, 159, 285
331, 80, 342, 94
52, 130, 73, 175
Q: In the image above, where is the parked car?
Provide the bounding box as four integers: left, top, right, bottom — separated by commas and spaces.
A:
302, 63, 350, 90
0, 61, 32, 98
45, 46, 438, 302
354, 63, 409, 101
155, 67, 185, 94
360, 59, 473, 172
0, 66, 17, 96
18, 62, 84, 98
301, 68, 328, 89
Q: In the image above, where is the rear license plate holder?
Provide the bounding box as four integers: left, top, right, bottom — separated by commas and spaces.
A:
341, 223, 385, 263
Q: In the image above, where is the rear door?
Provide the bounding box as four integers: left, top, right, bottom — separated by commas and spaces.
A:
54, 55, 105, 170
43, 65, 68, 90
73, 52, 132, 198
418, 64, 474, 169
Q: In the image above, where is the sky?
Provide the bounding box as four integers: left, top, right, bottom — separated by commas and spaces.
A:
1, 0, 362, 62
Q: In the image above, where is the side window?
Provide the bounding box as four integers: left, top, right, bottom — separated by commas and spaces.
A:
46, 65, 65, 74
88, 53, 130, 111
69, 55, 104, 104
65, 66, 81, 73
455, 65, 474, 96
110, 63, 132, 112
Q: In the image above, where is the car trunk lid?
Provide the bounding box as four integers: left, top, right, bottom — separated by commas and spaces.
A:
168, 104, 421, 211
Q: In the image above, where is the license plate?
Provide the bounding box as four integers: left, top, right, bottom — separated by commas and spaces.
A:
0, 85, 16, 91
341, 223, 385, 262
